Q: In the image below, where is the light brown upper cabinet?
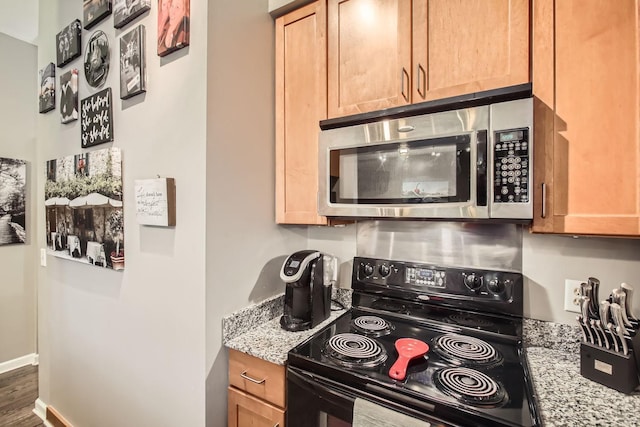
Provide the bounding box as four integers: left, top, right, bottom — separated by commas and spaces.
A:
531, 0, 640, 236
327, 0, 530, 118
275, 1, 328, 225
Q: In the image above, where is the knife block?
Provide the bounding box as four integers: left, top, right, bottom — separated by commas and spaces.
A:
580, 332, 640, 394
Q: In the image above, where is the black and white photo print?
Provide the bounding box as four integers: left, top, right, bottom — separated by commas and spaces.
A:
84, 0, 113, 30
39, 63, 55, 113
60, 69, 79, 123
45, 148, 124, 270
114, 0, 151, 29
120, 25, 145, 99
56, 19, 82, 67
84, 30, 110, 88
0, 157, 27, 246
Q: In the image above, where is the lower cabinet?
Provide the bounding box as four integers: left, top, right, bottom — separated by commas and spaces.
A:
228, 387, 285, 427
227, 349, 286, 427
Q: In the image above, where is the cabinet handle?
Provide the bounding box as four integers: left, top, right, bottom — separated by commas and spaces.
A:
541, 183, 547, 219
417, 63, 426, 99
401, 68, 410, 102
240, 370, 266, 384
273, 424, 279, 427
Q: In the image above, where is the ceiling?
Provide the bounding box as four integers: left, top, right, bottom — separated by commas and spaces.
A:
0, 0, 39, 44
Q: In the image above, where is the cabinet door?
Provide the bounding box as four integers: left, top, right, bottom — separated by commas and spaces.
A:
228, 387, 285, 427
412, 0, 530, 103
532, 0, 640, 235
275, 1, 328, 225
327, 0, 412, 118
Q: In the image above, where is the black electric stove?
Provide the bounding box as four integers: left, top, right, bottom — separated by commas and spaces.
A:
286, 257, 541, 427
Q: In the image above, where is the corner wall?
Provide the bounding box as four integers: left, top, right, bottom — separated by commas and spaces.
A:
36, 1, 207, 425
204, 0, 309, 425
0, 32, 37, 365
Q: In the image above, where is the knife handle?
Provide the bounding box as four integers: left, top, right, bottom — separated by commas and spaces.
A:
595, 320, 610, 350
577, 316, 588, 342
589, 319, 603, 347
621, 283, 637, 321
616, 325, 629, 356
607, 322, 620, 353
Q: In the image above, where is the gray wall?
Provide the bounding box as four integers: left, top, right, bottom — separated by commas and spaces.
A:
0, 33, 37, 365
204, 0, 308, 425
523, 232, 640, 324
37, 1, 207, 425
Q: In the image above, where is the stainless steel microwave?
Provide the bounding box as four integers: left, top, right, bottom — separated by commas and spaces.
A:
318, 98, 533, 220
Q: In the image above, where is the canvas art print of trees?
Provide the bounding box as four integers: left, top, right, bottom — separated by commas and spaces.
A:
45, 147, 124, 270
0, 158, 27, 246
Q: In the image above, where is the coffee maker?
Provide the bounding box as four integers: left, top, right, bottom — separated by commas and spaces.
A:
280, 250, 338, 332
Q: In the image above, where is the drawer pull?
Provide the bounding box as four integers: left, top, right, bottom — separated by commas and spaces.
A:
240, 370, 266, 384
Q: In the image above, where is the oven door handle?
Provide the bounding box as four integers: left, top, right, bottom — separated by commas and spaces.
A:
288, 367, 356, 406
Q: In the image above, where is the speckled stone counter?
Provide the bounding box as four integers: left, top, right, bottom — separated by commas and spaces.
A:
225, 310, 346, 365
526, 347, 640, 427
222, 288, 352, 365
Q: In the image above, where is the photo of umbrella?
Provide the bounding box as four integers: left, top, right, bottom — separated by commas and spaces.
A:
69, 192, 122, 208
44, 196, 70, 206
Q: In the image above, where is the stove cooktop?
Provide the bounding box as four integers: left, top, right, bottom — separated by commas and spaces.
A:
288, 308, 539, 427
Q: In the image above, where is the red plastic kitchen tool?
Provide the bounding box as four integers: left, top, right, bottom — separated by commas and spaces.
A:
389, 338, 430, 380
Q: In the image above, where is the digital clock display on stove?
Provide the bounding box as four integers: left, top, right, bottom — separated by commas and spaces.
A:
406, 267, 445, 288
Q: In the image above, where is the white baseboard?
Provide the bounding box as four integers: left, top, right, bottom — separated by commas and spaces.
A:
0, 353, 38, 374
33, 398, 48, 422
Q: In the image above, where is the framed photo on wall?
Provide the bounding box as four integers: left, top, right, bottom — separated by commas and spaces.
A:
84, 0, 113, 30
81, 88, 113, 147
56, 19, 82, 67
120, 25, 146, 99
157, 0, 190, 57
45, 148, 124, 270
39, 63, 55, 113
60, 69, 79, 124
84, 30, 110, 88
114, 0, 151, 29
0, 157, 27, 246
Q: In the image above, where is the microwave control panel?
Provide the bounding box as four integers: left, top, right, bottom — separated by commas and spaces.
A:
493, 128, 529, 204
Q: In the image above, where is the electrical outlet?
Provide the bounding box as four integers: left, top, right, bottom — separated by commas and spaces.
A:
564, 279, 583, 313
40, 248, 47, 267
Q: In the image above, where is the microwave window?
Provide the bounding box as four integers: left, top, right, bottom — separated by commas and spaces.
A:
329, 135, 471, 204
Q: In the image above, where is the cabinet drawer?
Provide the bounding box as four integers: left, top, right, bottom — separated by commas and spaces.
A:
228, 349, 286, 408
228, 387, 285, 427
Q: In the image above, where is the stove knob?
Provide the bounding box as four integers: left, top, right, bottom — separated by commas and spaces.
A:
464, 273, 482, 291
379, 263, 391, 277
362, 263, 374, 277
488, 278, 505, 294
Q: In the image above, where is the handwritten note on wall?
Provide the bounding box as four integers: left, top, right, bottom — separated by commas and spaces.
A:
81, 87, 113, 147
134, 178, 176, 226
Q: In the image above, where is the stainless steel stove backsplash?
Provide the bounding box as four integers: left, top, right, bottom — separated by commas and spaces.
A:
356, 221, 523, 272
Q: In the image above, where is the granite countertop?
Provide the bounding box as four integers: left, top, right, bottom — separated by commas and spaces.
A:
526, 347, 640, 427
223, 297, 640, 426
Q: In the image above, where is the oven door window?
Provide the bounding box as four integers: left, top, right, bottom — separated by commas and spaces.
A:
329, 134, 472, 204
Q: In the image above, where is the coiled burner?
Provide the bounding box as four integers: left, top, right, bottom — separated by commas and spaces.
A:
433, 334, 502, 367
434, 367, 507, 407
322, 333, 387, 369
351, 316, 394, 337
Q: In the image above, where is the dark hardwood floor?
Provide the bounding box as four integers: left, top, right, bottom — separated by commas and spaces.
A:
0, 365, 44, 427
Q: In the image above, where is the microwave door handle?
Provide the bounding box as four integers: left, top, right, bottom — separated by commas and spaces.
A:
476, 130, 488, 207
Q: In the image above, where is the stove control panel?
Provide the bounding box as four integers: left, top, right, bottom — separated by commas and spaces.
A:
354, 257, 524, 314
406, 266, 446, 288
